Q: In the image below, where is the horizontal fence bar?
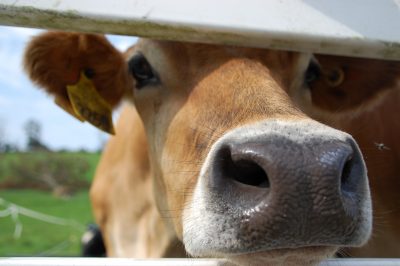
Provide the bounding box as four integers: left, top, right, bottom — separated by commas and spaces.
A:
0, 0, 399, 60
1, 258, 400, 266
0, 258, 223, 266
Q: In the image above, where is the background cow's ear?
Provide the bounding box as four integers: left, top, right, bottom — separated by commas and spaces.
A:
306, 54, 400, 114
24, 31, 130, 111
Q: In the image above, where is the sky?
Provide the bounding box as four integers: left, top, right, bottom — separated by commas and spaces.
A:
0, 26, 137, 151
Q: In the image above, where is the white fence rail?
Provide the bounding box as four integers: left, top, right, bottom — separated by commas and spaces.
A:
0, 0, 399, 60
1, 258, 400, 266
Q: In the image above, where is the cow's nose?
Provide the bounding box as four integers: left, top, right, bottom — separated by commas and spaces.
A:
208, 133, 368, 248
214, 138, 358, 197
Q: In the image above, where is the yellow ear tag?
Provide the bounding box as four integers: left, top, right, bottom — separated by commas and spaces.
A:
66, 72, 115, 135
54, 96, 85, 122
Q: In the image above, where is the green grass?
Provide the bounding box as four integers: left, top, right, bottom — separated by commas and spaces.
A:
0, 189, 94, 256
0, 152, 101, 256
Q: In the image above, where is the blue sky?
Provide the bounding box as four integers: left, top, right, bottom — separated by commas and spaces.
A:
0, 26, 137, 151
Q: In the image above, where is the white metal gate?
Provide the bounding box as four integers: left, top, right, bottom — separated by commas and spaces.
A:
0, 0, 399, 60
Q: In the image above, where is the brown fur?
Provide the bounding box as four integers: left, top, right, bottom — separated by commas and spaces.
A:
23, 32, 131, 110
91, 104, 185, 257
296, 54, 400, 257
309, 54, 400, 113
128, 40, 307, 240
322, 90, 400, 258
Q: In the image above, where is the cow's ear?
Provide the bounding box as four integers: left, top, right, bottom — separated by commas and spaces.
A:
306, 54, 400, 114
24, 31, 132, 134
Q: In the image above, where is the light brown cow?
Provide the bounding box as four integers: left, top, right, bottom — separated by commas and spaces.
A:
24, 31, 399, 265
295, 54, 400, 258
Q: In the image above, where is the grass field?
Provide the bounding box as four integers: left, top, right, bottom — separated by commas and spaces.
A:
0, 152, 101, 256
0, 189, 94, 256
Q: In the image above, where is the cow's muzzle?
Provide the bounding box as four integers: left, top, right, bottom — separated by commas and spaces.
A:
183, 120, 372, 257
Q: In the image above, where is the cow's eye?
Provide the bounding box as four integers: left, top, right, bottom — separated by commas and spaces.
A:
305, 61, 321, 84
128, 54, 158, 89
325, 68, 344, 87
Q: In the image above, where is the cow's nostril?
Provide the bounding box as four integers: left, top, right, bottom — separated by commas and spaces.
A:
220, 147, 270, 188
231, 159, 270, 188
340, 155, 354, 193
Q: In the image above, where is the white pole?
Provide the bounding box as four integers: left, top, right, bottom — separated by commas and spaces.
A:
1, 258, 400, 266
0, 0, 399, 60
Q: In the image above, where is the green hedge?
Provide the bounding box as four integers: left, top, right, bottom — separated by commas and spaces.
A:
0, 152, 101, 195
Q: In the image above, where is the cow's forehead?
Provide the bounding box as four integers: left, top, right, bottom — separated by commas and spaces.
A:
133, 39, 300, 67
129, 39, 306, 95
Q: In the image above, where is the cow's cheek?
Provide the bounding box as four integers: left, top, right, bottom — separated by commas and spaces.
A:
158, 106, 210, 239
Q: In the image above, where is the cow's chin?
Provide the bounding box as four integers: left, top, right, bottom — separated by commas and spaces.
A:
220, 246, 337, 266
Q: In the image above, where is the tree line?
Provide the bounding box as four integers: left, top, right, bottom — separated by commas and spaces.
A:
0, 118, 108, 153
0, 119, 48, 152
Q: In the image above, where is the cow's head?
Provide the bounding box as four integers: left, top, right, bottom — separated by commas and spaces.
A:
291, 54, 400, 121
24, 32, 373, 265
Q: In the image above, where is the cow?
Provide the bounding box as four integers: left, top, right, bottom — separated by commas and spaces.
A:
23, 31, 400, 265
295, 54, 400, 258
89, 53, 400, 259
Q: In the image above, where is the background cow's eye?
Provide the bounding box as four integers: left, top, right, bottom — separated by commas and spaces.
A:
325, 68, 345, 87
128, 54, 158, 89
305, 61, 321, 85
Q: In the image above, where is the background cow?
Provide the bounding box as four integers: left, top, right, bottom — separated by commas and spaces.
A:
296, 54, 400, 257
23, 31, 399, 265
